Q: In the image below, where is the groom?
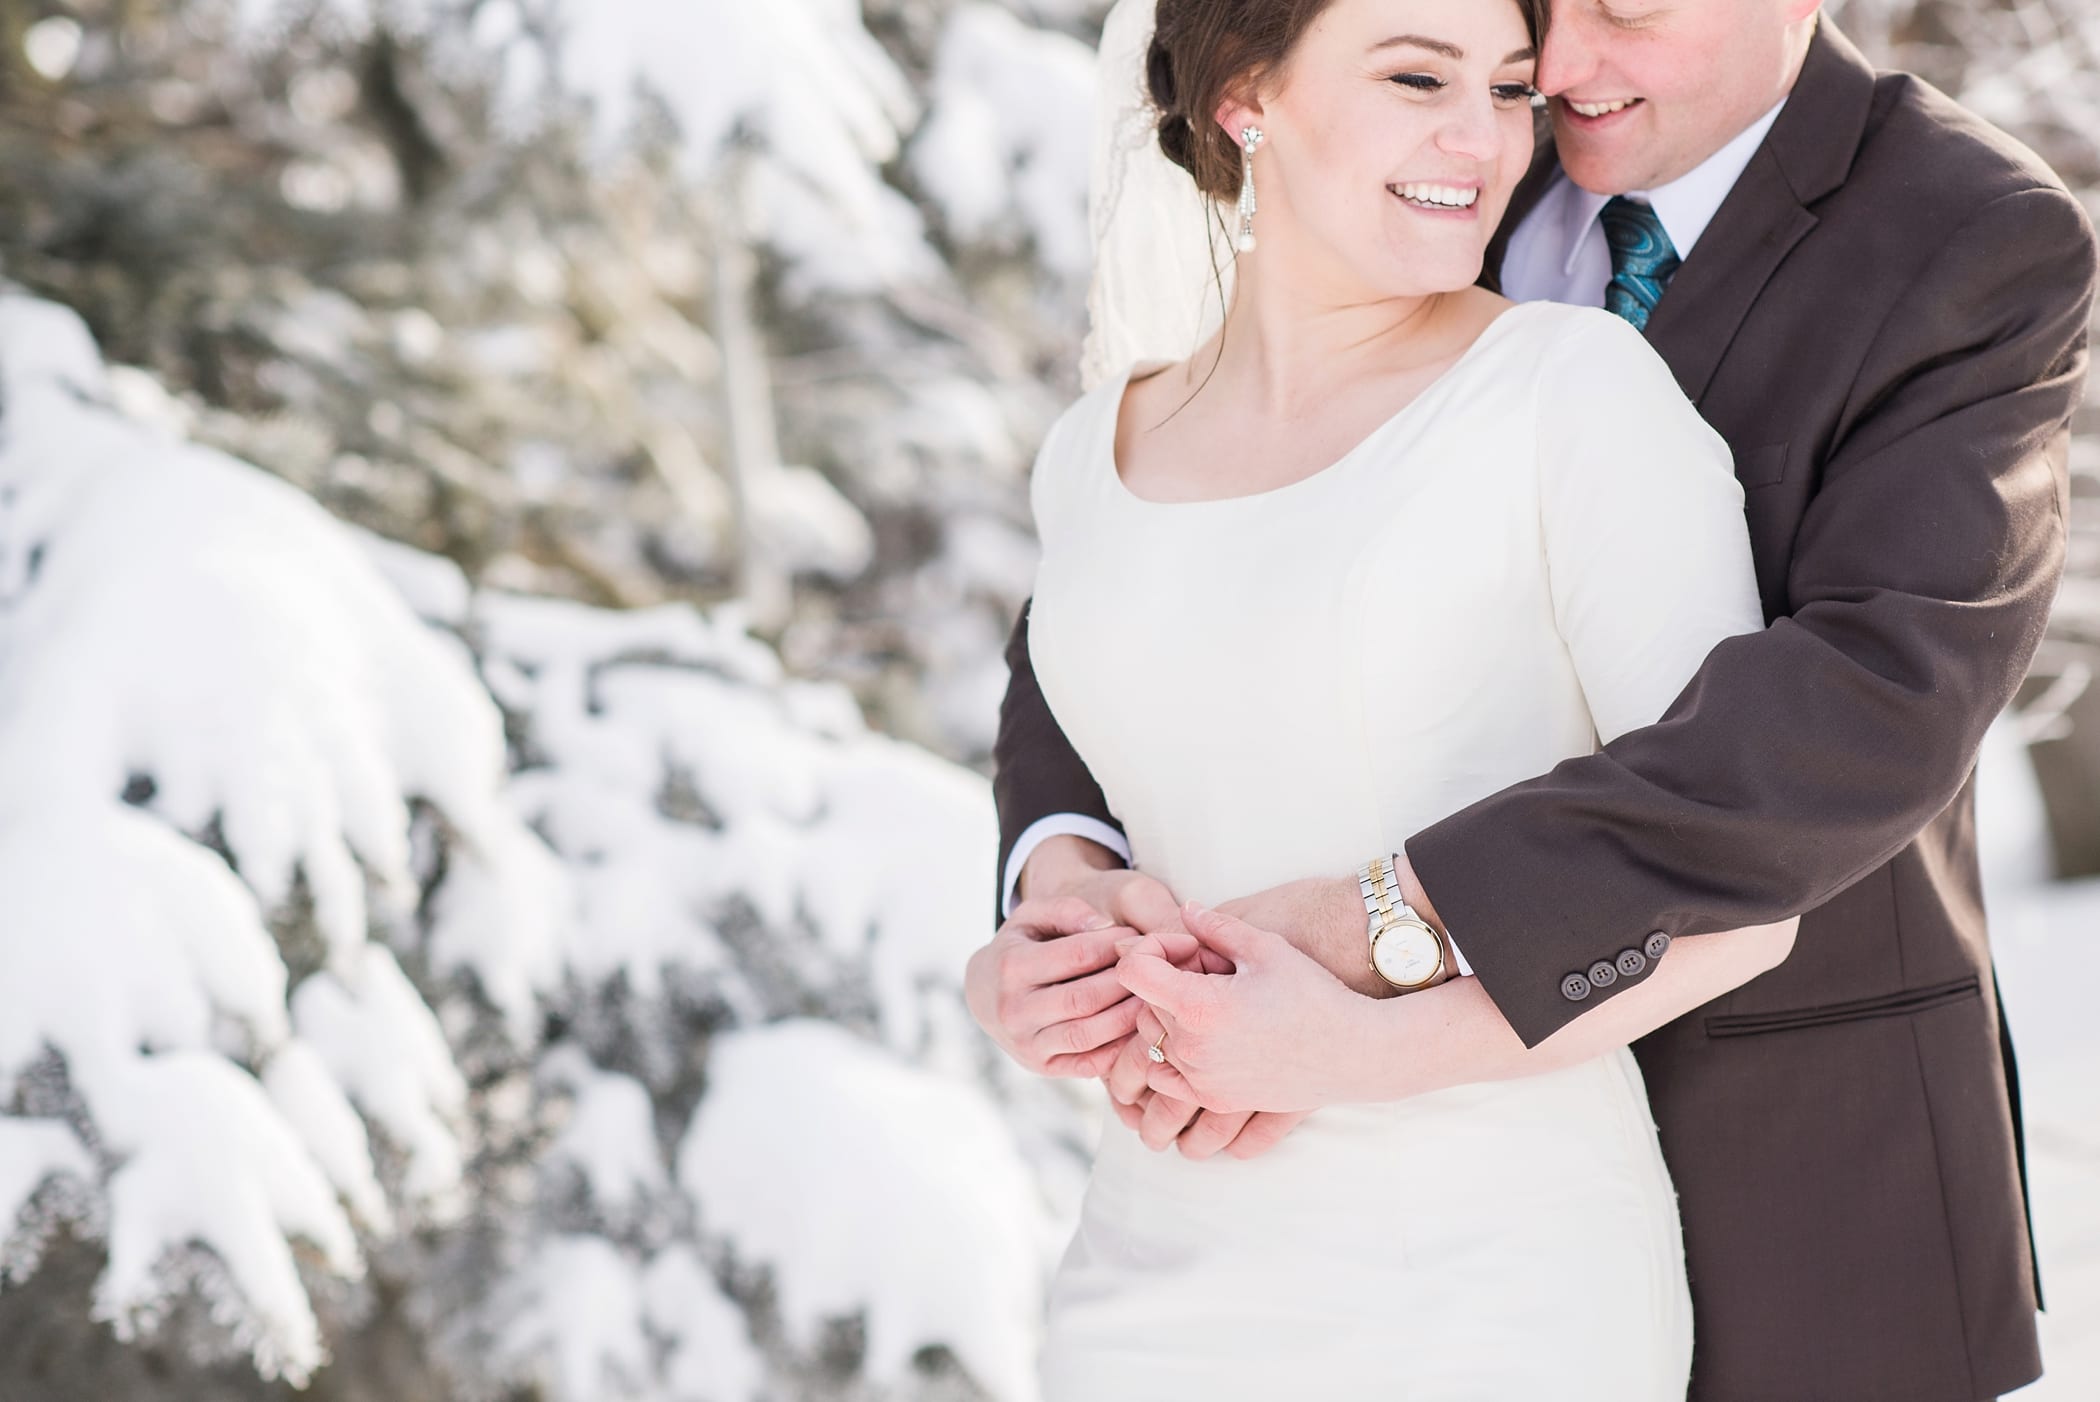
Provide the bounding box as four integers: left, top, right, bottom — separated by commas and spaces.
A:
974, 3, 2096, 1400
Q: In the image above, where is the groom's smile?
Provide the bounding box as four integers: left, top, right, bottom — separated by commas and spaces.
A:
1562, 95, 1644, 121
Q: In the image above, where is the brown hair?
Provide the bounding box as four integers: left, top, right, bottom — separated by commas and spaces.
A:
1147, 0, 1546, 201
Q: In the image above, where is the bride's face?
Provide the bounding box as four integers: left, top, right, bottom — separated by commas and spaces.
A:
1219, 0, 1539, 301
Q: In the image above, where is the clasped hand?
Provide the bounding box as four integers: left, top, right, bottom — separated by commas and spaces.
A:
965, 864, 1373, 1159
1115, 901, 1377, 1116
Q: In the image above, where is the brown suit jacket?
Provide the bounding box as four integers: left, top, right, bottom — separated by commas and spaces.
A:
991, 23, 2096, 1401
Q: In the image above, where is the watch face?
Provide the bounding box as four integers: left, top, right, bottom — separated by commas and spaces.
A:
1372, 922, 1443, 988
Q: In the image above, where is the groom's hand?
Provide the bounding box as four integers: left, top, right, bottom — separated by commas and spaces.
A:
1013, 843, 1310, 1154
1215, 876, 1386, 995
965, 896, 1139, 1077
966, 844, 1192, 1078
1217, 858, 1451, 997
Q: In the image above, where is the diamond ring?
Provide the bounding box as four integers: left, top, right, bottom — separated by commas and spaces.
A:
1147, 1029, 1168, 1063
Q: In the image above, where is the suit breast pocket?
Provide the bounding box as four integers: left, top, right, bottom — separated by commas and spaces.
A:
1732, 439, 1802, 617
1734, 440, 1790, 489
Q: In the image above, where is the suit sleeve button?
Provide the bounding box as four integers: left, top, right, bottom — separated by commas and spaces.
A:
1586, 959, 1619, 989
1644, 931, 1672, 961
1560, 972, 1594, 1002
1616, 948, 1648, 978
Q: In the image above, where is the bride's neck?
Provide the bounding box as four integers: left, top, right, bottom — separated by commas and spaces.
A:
1198, 260, 1460, 419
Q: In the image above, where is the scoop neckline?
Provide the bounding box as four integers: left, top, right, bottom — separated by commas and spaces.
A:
1103, 300, 1545, 510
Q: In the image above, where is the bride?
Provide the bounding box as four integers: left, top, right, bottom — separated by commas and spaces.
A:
998, 0, 1801, 1396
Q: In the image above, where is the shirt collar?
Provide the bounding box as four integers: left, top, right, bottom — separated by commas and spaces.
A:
1553, 95, 1791, 278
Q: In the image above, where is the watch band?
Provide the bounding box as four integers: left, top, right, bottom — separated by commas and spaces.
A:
1359, 853, 1448, 989
1358, 854, 1413, 932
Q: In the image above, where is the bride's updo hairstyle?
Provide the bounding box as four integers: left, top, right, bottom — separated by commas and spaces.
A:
1147, 0, 1545, 202
1147, 0, 1327, 201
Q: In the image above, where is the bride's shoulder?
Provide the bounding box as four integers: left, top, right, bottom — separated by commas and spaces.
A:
1499, 301, 1655, 361
1034, 374, 1113, 467
1497, 303, 1687, 408
1028, 362, 1151, 529
1036, 360, 1176, 467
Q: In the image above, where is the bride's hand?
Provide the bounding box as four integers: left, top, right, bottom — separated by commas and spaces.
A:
1108, 1021, 1314, 1161
1117, 902, 1380, 1115
1097, 927, 1307, 1158
1099, 924, 1225, 1111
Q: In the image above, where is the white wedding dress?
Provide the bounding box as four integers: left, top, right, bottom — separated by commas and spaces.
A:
1026, 301, 1764, 1399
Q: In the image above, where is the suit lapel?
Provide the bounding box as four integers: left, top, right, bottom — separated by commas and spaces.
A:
1644, 21, 1878, 404
1642, 152, 1817, 405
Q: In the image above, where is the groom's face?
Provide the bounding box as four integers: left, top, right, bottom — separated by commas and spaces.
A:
1537, 0, 1821, 195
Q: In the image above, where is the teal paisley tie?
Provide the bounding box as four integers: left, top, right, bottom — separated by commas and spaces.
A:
1599, 196, 1681, 331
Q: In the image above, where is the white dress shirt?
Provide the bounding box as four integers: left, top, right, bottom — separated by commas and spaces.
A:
1499, 98, 1788, 307
1003, 97, 1791, 964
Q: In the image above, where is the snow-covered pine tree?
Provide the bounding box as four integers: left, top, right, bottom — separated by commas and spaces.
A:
0, 0, 1112, 769
0, 288, 1095, 1399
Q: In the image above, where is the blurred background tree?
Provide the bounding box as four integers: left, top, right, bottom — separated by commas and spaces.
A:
0, 0, 1104, 772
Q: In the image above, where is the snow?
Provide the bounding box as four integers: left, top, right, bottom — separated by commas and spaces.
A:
912, 4, 1098, 280
349, 526, 474, 628
0, 798, 365, 1385
475, 585, 999, 1051
553, 0, 937, 295
0, 293, 570, 1382
677, 1020, 1055, 1402
261, 1040, 393, 1234
0, 299, 567, 1037
540, 1046, 672, 1226
291, 948, 469, 1214
502, 1234, 654, 1402
748, 462, 876, 584
223, 0, 1097, 300
642, 1245, 765, 1402
94, 1051, 362, 1388
0, 1119, 96, 1255
0, 287, 1081, 1397
500, 1235, 768, 1402
0, 800, 288, 1091
420, 813, 571, 1044
1976, 721, 2100, 1402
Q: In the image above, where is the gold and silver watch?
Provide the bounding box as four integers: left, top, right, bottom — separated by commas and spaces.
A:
1359, 854, 1447, 991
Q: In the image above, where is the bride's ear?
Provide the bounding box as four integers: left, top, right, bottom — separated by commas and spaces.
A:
1213, 85, 1266, 146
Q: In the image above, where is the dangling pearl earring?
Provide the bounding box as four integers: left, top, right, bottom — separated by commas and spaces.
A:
1236, 126, 1264, 253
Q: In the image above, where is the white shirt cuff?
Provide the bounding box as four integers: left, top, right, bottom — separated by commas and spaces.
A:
1445, 929, 1474, 979
1003, 814, 1133, 918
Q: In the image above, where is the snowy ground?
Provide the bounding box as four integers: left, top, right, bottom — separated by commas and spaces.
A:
1979, 729, 2100, 1400
1997, 884, 2100, 1400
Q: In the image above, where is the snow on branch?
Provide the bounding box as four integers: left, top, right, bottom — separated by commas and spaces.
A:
0, 289, 1084, 1398
912, 3, 1097, 281
0, 291, 565, 1384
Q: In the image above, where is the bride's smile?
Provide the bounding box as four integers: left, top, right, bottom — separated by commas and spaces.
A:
1387, 181, 1484, 216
